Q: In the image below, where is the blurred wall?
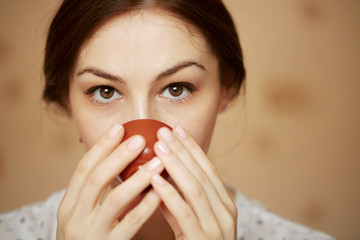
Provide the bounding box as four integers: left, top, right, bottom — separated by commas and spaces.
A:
1, 0, 359, 239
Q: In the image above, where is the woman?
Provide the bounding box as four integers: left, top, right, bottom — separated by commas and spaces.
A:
0, 0, 334, 239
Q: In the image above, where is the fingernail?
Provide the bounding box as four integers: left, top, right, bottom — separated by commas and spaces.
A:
156, 141, 170, 154
128, 136, 144, 151
108, 124, 122, 138
146, 157, 162, 172
152, 174, 166, 187
159, 127, 174, 142
174, 126, 187, 139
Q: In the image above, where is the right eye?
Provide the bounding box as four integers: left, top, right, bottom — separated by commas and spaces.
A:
86, 85, 122, 104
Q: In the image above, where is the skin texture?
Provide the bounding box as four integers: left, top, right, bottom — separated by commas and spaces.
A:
69, 10, 227, 152
58, 9, 237, 240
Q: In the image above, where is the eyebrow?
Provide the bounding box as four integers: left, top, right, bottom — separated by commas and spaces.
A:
77, 67, 127, 85
76, 60, 206, 84
155, 61, 206, 81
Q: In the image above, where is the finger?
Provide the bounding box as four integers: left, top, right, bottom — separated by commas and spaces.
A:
77, 135, 146, 212
151, 174, 206, 240
110, 190, 161, 240
158, 127, 237, 238
96, 157, 164, 227
154, 141, 223, 237
60, 124, 124, 212
173, 126, 237, 238
157, 140, 225, 234
159, 203, 182, 238
173, 126, 235, 212
158, 127, 220, 203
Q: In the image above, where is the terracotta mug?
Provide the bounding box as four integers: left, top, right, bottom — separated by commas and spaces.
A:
118, 119, 171, 181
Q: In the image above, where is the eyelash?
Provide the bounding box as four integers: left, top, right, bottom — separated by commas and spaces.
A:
84, 84, 121, 105
84, 82, 196, 104
160, 82, 195, 103
85, 84, 110, 94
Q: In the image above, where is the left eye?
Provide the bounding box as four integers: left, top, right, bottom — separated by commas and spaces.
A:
92, 86, 122, 103
160, 83, 193, 101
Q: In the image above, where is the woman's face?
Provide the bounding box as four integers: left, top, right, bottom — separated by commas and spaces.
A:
68, 10, 229, 152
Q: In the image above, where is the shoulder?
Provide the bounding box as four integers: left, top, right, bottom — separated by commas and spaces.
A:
232, 189, 335, 240
0, 189, 65, 240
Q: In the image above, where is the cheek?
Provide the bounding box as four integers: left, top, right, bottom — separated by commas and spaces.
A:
71, 105, 114, 150
179, 102, 220, 153
163, 92, 221, 153
69, 86, 122, 150
74, 114, 103, 150
186, 115, 217, 153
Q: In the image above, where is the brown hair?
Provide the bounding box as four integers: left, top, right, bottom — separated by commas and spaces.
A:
43, 0, 246, 109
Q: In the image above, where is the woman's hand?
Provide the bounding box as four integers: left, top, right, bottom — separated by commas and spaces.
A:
152, 126, 238, 240
57, 124, 164, 240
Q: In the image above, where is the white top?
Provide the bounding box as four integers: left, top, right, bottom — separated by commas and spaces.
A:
0, 189, 335, 240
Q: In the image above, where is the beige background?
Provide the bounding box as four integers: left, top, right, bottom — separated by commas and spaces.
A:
0, 0, 359, 239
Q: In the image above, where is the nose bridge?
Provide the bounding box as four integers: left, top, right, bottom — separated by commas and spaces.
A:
131, 95, 156, 120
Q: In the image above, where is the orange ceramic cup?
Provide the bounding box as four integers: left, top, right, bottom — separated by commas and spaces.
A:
119, 119, 171, 181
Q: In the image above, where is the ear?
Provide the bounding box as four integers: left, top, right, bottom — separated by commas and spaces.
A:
217, 86, 234, 114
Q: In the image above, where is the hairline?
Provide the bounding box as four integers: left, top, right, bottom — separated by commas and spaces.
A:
70, 7, 219, 83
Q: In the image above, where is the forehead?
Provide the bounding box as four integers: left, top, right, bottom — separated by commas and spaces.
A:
94, 9, 205, 43
76, 9, 213, 68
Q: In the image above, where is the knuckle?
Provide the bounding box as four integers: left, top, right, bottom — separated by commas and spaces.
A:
189, 183, 204, 199
113, 146, 128, 161
172, 141, 185, 153
75, 160, 88, 175
112, 149, 123, 163
106, 190, 124, 209
229, 202, 238, 216
208, 161, 218, 175
56, 199, 74, 222
187, 138, 203, 155
113, 141, 134, 161
88, 171, 105, 187
166, 142, 186, 160
198, 170, 209, 183
124, 211, 141, 226
170, 140, 192, 159
177, 235, 186, 240
225, 198, 238, 218
179, 207, 193, 222
167, 186, 180, 201
176, 148, 188, 160
95, 136, 110, 150
142, 195, 157, 209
